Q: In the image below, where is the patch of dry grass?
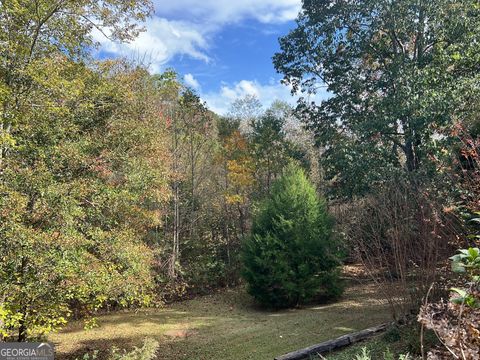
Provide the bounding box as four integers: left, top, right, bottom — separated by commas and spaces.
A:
49, 283, 391, 360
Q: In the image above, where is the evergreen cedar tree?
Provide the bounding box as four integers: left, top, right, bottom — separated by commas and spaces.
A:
242, 165, 343, 308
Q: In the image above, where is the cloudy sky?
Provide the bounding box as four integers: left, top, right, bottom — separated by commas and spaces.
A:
94, 0, 321, 115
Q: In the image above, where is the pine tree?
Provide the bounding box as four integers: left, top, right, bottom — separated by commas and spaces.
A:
242, 164, 343, 308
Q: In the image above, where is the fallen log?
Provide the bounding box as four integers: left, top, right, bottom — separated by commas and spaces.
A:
274, 323, 390, 360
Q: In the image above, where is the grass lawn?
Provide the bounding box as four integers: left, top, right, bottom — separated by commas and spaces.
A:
50, 282, 392, 360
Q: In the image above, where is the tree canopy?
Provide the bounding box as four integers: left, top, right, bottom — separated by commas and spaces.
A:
274, 0, 480, 196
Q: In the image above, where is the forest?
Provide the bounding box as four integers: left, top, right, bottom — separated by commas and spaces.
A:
0, 1, 479, 359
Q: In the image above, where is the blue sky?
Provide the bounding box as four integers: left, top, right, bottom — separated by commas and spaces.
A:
94, 0, 308, 114
94, 0, 315, 115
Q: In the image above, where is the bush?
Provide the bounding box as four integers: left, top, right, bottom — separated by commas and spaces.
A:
348, 178, 456, 319
241, 164, 343, 308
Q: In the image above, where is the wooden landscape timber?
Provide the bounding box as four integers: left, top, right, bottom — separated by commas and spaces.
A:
274, 323, 390, 360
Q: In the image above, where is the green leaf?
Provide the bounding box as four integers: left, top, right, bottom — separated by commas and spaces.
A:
451, 261, 466, 273
466, 234, 480, 239
451, 297, 465, 305
450, 288, 467, 297
465, 296, 480, 308
468, 247, 479, 259
452, 53, 461, 60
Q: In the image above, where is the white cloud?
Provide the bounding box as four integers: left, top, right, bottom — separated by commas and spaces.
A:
184, 73, 200, 89
93, 17, 211, 72
153, 0, 301, 24
201, 79, 329, 115
95, 1, 301, 71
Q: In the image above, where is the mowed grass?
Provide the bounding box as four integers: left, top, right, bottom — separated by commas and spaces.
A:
50, 282, 391, 360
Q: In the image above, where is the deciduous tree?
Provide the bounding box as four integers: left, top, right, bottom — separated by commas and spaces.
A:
274, 0, 480, 197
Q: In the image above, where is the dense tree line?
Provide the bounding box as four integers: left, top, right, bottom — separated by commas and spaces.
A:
0, 1, 320, 340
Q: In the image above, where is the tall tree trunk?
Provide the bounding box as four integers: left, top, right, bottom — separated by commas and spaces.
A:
189, 131, 195, 242
237, 203, 246, 238
17, 254, 28, 341
170, 180, 179, 279
18, 310, 27, 342
169, 108, 180, 279
403, 140, 420, 172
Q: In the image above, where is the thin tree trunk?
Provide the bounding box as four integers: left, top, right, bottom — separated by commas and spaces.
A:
18, 309, 27, 342
169, 107, 180, 279
403, 139, 420, 172
237, 203, 246, 238
190, 130, 195, 242
18, 247, 29, 341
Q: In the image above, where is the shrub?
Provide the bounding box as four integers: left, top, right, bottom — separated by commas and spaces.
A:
348, 178, 456, 319
241, 164, 343, 308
